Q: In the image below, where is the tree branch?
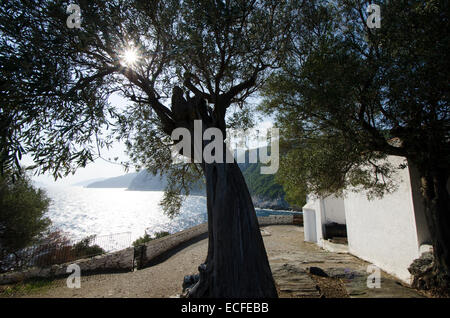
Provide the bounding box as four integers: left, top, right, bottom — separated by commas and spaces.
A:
119, 68, 176, 135
183, 74, 215, 103
67, 67, 119, 96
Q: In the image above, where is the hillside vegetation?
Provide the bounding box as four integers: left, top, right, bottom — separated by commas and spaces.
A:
87, 163, 297, 210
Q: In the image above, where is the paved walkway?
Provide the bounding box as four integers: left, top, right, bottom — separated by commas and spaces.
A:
262, 226, 423, 298
8, 225, 423, 298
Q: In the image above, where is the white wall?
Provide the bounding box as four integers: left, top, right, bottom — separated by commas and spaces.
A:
302, 156, 426, 284
407, 161, 431, 246
344, 156, 421, 283
303, 197, 322, 243
323, 195, 346, 225
303, 195, 345, 244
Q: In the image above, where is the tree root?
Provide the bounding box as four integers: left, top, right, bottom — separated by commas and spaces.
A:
409, 252, 450, 297
182, 263, 210, 298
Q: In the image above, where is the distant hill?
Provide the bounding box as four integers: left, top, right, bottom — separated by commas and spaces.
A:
86, 173, 138, 188
85, 147, 293, 210
239, 162, 290, 210
127, 171, 168, 191
128, 170, 206, 195
72, 177, 107, 187
236, 147, 290, 210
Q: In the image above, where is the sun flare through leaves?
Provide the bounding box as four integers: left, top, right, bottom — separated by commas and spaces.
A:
120, 47, 140, 67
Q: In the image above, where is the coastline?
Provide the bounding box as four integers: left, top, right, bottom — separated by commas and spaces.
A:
124, 189, 299, 212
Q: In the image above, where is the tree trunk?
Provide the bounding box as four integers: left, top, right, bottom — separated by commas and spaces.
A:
187, 160, 278, 297
418, 165, 450, 294
169, 92, 277, 297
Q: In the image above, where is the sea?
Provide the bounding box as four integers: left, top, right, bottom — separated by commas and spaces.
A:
40, 185, 300, 251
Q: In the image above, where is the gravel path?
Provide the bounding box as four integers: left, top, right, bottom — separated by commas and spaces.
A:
7, 225, 423, 298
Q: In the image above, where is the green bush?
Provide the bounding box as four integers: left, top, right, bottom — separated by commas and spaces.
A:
0, 172, 107, 271
33, 233, 106, 267
71, 235, 105, 258
240, 162, 285, 199
132, 231, 170, 247
0, 172, 51, 271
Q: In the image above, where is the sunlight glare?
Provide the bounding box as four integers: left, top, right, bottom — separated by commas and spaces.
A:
121, 47, 139, 67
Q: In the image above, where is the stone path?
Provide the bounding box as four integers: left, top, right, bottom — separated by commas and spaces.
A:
4, 225, 424, 298
264, 226, 423, 298
271, 263, 321, 297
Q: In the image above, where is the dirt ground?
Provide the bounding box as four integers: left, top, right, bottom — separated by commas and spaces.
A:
1, 225, 424, 298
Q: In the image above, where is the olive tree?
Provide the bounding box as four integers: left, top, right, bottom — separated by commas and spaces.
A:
261, 0, 450, 293
0, 0, 298, 297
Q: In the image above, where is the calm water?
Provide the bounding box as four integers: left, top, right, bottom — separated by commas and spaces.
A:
41, 185, 299, 248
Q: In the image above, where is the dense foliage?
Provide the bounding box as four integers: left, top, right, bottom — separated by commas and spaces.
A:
263, 0, 449, 200
132, 231, 170, 247
33, 232, 106, 268
0, 172, 51, 269
261, 0, 449, 292
240, 163, 283, 199
239, 162, 306, 207
0, 0, 295, 214
71, 235, 105, 258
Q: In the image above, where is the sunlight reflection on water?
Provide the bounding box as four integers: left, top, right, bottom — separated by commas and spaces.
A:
41, 185, 300, 249
42, 186, 207, 244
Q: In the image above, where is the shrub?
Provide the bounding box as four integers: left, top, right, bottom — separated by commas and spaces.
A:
0, 172, 106, 271
0, 172, 51, 271
34, 233, 106, 267
132, 231, 170, 247
71, 235, 105, 258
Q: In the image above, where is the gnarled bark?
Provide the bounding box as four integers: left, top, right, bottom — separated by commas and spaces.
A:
416, 165, 450, 295
171, 89, 278, 298
187, 160, 278, 297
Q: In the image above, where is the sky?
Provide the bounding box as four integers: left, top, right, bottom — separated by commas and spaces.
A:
23, 94, 274, 186
22, 136, 133, 187
22, 93, 134, 186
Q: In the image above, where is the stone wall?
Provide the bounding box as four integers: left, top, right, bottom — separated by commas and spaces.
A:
139, 215, 300, 267
258, 215, 295, 226
140, 223, 208, 267
0, 247, 134, 285
0, 215, 301, 285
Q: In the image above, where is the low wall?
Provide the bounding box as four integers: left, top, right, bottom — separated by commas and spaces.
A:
0, 215, 301, 285
258, 215, 295, 226
139, 215, 299, 266
140, 223, 208, 267
0, 247, 134, 285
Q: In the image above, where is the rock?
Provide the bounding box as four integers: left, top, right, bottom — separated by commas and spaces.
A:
308, 266, 329, 277
419, 244, 433, 255
182, 273, 199, 291
408, 252, 434, 290
408, 252, 434, 276
251, 195, 290, 210
271, 263, 321, 297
